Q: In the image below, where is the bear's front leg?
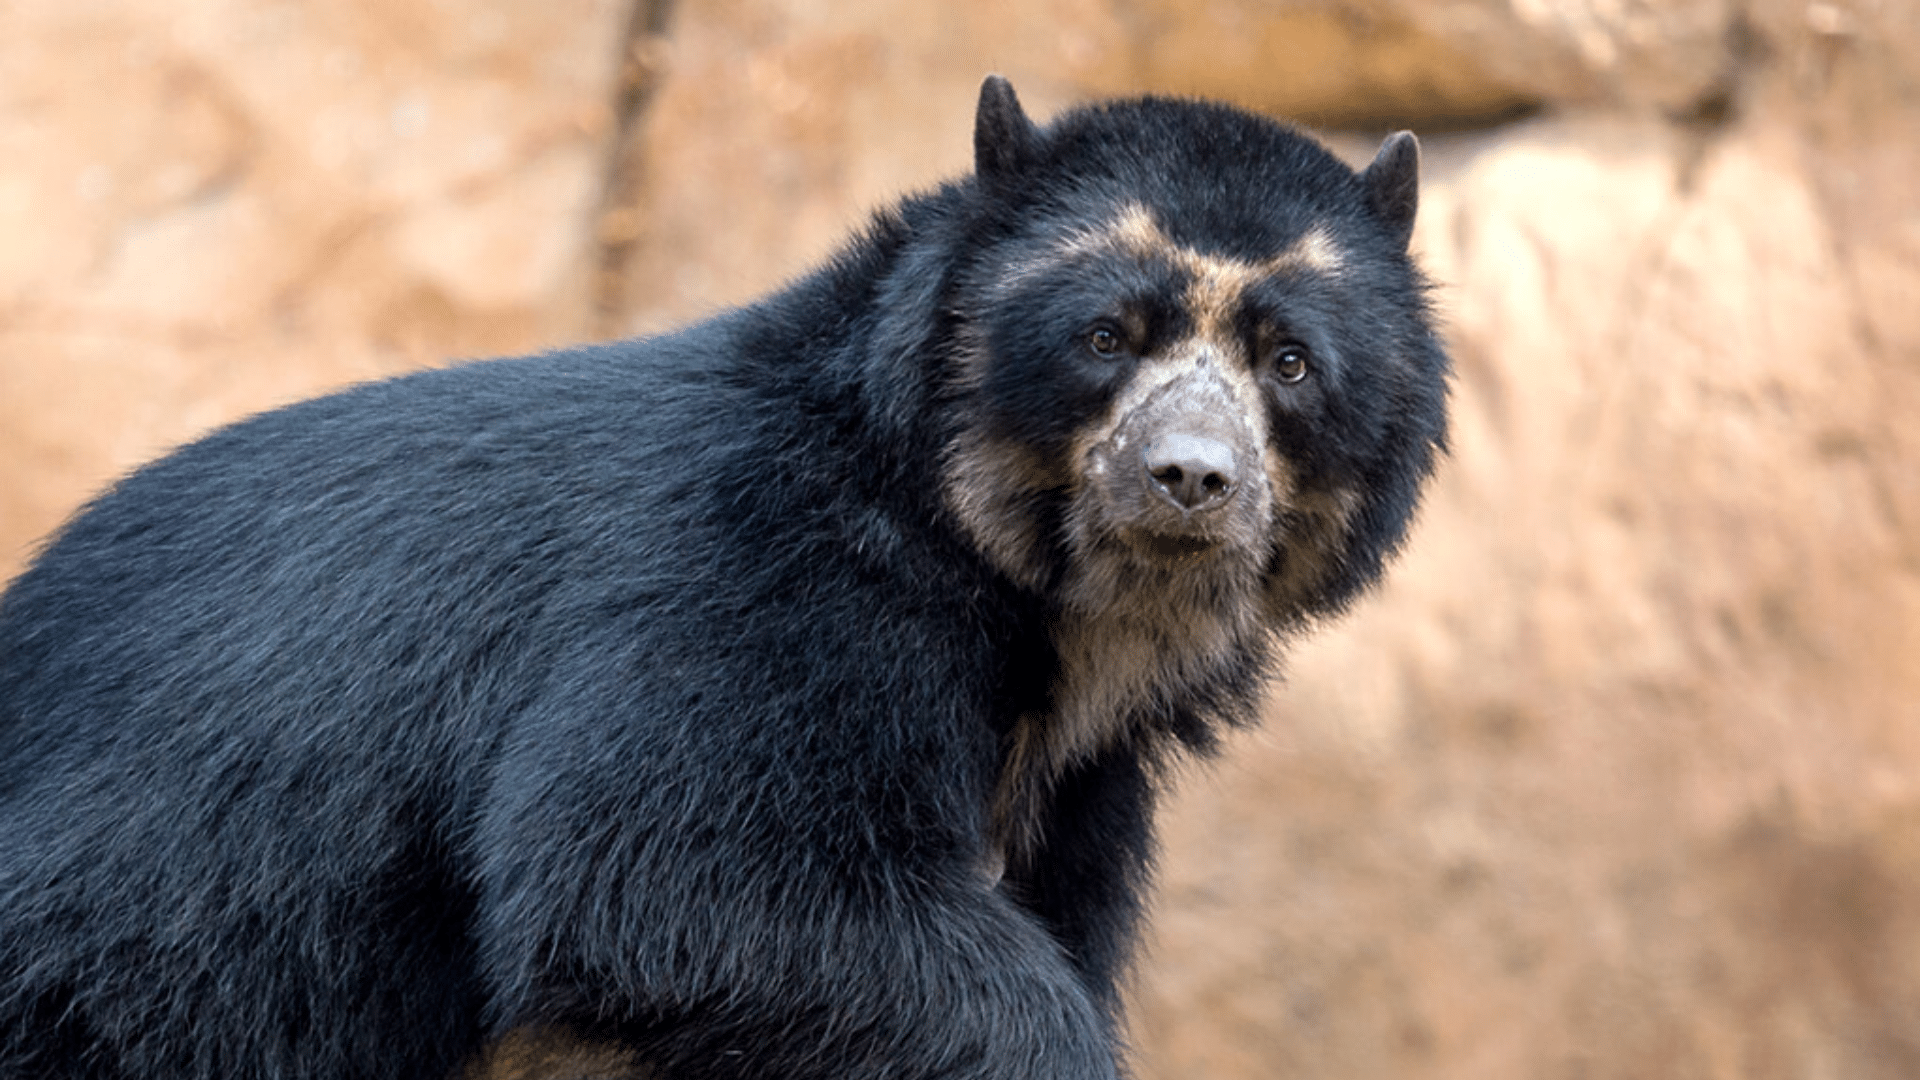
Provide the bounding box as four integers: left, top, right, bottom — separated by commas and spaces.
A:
469, 647, 1123, 1080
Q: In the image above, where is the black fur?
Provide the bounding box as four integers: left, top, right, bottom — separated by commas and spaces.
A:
0, 80, 1448, 1080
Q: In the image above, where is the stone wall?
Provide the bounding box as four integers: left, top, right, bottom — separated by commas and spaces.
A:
5, 2, 1919, 1078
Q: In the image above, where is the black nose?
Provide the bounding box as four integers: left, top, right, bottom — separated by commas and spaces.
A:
1144, 433, 1238, 511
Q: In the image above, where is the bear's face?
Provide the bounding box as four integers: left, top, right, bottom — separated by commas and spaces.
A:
938, 83, 1443, 650
941, 193, 1399, 631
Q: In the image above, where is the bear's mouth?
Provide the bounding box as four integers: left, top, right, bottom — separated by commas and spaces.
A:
1139, 532, 1217, 562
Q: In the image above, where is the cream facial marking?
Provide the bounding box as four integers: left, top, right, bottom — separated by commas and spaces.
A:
1068, 202, 1342, 293
939, 426, 1062, 593
1067, 338, 1270, 486
994, 202, 1344, 302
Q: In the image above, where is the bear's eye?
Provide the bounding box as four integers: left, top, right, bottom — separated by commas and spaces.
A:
1273, 345, 1310, 384
1086, 325, 1125, 359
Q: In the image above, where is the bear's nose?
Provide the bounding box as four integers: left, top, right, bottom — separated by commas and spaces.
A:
1143, 433, 1238, 512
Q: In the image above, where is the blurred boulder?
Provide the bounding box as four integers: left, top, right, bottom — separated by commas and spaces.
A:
0, 0, 624, 567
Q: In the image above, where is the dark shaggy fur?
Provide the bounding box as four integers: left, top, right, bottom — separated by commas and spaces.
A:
0, 78, 1448, 1080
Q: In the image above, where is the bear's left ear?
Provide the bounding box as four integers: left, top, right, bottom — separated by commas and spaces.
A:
1362, 131, 1420, 251
975, 75, 1039, 191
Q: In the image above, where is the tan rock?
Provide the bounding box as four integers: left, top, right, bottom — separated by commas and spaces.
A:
0, 0, 623, 570
1052, 0, 1540, 128
1400, 0, 1744, 112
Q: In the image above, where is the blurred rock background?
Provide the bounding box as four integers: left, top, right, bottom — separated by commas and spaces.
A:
4, 1, 1919, 1078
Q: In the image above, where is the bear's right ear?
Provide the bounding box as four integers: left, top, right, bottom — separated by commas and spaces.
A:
1361, 131, 1421, 251
975, 75, 1038, 190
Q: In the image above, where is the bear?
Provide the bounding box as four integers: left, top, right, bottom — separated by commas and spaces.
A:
0, 76, 1448, 1080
